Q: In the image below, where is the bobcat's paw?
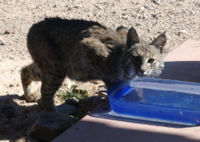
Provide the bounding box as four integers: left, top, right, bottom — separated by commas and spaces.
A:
37, 99, 56, 112
24, 81, 41, 102
24, 88, 41, 102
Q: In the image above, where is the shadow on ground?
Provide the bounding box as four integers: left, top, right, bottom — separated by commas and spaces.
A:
161, 61, 200, 82
0, 94, 103, 142
0, 94, 39, 141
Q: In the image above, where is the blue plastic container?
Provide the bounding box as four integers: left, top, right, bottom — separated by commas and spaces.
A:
107, 77, 200, 126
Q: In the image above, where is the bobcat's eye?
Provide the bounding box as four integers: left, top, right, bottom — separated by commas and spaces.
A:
148, 58, 155, 63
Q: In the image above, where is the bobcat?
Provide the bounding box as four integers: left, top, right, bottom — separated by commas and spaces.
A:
21, 17, 167, 111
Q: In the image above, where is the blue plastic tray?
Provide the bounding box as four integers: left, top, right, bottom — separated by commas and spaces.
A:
107, 77, 200, 126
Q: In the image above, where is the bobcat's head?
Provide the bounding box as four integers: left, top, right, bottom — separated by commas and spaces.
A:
119, 27, 167, 80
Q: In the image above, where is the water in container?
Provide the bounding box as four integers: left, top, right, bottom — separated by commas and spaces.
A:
107, 77, 200, 126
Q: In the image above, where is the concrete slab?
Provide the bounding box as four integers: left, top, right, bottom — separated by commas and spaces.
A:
161, 40, 200, 82
53, 116, 200, 142
53, 40, 200, 142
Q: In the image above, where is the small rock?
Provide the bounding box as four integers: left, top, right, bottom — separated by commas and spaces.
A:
139, 6, 146, 12
152, 14, 158, 19
136, 22, 142, 26
111, 11, 116, 14
196, 2, 200, 7
9, 84, 15, 87
0, 36, 6, 45
169, 0, 175, 4
10, 49, 15, 51
67, 7, 72, 10
140, 13, 148, 19
73, 5, 82, 9
0, 40, 6, 45
84, 9, 89, 12
73, 6, 79, 8
152, 0, 160, 5
9, 56, 15, 60
4, 30, 12, 34
95, 5, 103, 10
121, 15, 129, 20
178, 30, 187, 36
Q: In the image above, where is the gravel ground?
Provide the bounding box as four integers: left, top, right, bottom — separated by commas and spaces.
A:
0, 0, 200, 141
0, 0, 200, 97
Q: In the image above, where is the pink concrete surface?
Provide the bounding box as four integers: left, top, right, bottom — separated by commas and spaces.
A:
53, 116, 200, 142
160, 40, 200, 82
53, 40, 200, 142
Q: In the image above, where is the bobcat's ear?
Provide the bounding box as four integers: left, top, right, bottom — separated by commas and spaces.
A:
116, 26, 128, 40
126, 27, 139, 48
116, 26, 128, 32
150, 31, 167, 53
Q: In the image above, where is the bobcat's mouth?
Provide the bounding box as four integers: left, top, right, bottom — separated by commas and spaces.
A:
119, 66, 137, 81
136, 70, 153, 77
124, 66, 137, 80
142, 69, 162, 77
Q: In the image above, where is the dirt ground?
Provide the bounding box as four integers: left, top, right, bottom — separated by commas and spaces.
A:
0, 0, 200, 141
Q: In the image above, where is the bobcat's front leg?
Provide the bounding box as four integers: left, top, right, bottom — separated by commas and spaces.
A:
39, 72, 65, 112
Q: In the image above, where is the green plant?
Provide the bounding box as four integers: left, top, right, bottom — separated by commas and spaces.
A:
58, 85, 88, 101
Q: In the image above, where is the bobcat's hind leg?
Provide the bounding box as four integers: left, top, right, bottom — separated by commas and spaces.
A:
21, 63, 42, 102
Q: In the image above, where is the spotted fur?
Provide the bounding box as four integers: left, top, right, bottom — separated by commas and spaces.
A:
21, 17, 167, 111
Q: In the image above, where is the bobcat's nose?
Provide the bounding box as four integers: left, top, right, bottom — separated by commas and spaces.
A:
137, 69, 145, 76
140, 68, 146, 74
140, 65, 147, 75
